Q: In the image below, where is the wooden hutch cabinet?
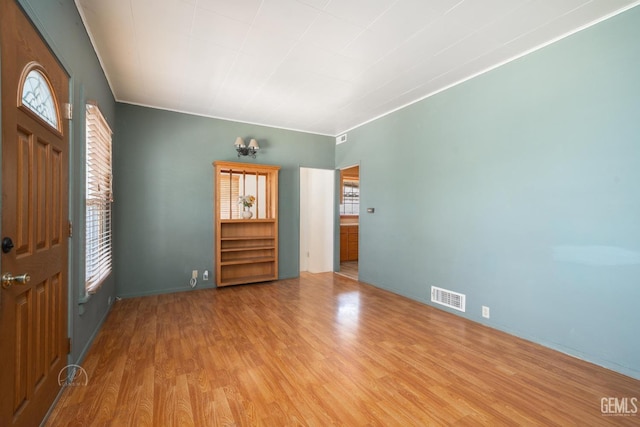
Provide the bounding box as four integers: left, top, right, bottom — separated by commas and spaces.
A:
213, 161, 280, 287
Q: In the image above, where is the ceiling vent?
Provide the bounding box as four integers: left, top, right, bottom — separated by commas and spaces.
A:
336, 134, 347, 145
431, 286, 466, 312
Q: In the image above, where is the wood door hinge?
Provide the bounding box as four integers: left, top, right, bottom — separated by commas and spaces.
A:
68, 221, 73, 238
63, 103, 72, 120
67, 337, 72, 354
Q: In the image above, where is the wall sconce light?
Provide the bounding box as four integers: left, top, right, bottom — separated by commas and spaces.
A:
234, 137, 259, 158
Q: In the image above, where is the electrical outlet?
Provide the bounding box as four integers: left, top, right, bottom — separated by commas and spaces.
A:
203, 270, 209, 281
192, 270, 198, 280
482, 306, 490, 319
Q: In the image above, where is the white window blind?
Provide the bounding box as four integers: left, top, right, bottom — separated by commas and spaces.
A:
85, 103, 113, 294
220, 173, 240, 219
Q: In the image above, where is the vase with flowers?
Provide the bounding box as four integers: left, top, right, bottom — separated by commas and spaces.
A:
238, 195, 256, 219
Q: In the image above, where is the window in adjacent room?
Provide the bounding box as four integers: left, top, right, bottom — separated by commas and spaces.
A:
339, 166, 359, 216
340, 180, 359, 215
85, 103, 113, 294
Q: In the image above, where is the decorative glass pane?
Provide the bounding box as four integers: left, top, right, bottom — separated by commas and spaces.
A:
21, 69, 58, 128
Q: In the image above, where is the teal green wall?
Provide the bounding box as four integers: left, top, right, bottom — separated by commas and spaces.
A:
12, 0, 117, 364
8, 0, 639, 385
113, 104, 334, 297
337, 7, 640, 379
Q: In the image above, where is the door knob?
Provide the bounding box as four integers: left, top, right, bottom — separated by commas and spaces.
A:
2, 273, 31, 289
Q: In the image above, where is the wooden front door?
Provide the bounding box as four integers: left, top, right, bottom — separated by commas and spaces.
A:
0, 1, 70, 426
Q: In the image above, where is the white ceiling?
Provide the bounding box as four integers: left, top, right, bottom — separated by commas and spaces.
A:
75, 0, 640, 136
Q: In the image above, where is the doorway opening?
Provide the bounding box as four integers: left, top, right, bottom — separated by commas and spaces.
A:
338, 165, 359, 280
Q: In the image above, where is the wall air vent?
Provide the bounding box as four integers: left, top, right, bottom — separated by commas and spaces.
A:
431, 286, 466, 312
336, 134, 347, 144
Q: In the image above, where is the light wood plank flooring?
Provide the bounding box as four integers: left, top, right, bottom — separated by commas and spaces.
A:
46, 273, 639, 426
338, 261, 358, 280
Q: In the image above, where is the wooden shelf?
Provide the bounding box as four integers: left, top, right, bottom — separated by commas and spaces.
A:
214, 161, 280, 287
220, 257, 276, 266
221, 245, 275, 252
220, 219, 275, 223
221, 236, 275, 241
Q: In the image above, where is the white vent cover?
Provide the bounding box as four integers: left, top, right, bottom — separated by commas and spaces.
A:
431, 286, 466, 312
336, 134, 347, 144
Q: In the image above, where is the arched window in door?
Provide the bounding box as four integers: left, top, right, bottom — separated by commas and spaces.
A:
18, 62, 60, 131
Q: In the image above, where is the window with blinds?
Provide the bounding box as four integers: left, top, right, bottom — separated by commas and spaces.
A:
85, 103, 113, 293
220, 173, 240, 219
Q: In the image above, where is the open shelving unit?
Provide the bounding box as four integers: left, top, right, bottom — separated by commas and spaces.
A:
213, 161, 280, 287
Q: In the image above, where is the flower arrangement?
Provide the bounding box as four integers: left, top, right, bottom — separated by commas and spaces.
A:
238, 194, 256, 208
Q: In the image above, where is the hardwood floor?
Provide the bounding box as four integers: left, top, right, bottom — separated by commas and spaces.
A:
338, 261, 358, 280
46, 273, 639, 426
